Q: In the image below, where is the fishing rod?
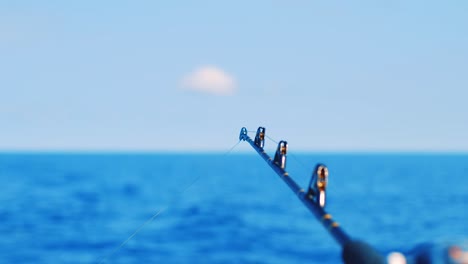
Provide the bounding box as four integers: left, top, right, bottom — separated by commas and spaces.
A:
239, 127, 385, 264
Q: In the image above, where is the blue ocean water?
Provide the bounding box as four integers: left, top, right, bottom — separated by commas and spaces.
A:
0, 153, 467, 263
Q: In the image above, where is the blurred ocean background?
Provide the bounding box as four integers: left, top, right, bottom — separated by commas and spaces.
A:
1, 152, 467, 263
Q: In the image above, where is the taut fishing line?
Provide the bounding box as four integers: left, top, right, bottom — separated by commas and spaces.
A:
96, 139, 242, 263
223, 140, 241, 157
96, 207, 168, 264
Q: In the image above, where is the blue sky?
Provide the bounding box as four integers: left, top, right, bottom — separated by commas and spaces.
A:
1, 1, 467, 151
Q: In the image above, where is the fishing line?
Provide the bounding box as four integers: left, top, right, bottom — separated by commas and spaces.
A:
223, 140, 242, 156
96, 176, 199, 264
265, 135, 278, 144
97, 177, 202, 263
97, 207, 168, 264
96, 139, 243, 263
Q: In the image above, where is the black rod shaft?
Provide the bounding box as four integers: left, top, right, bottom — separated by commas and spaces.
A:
242, 134, 351, 246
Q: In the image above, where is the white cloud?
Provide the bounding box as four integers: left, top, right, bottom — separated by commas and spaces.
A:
181, 66, 236, 95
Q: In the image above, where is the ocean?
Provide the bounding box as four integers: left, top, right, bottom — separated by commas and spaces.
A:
1, 153, 467, 263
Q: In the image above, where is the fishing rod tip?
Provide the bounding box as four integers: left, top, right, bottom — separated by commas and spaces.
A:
239, 127, 248, 141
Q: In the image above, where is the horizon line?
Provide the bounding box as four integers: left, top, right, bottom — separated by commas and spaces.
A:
1, 149, 468, 155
